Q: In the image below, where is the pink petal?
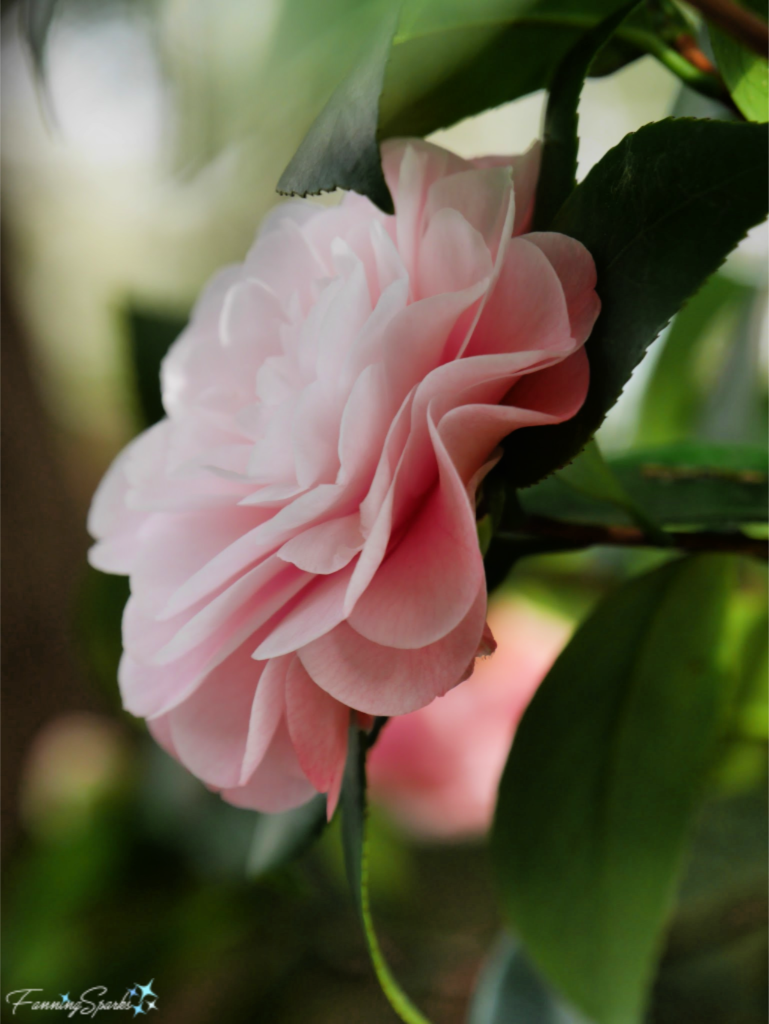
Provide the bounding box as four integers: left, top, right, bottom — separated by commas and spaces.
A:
466, 236, 573, 359
277, 514, 363, 575
167, 642, 265, 788
221, 720, 318, 813
337, 363, 393, 485
285, 656, 349, 815
346, 416, 483, 649
253, 560, 357, 659
300, 582, 487, 715
417, 207, 492, 300
472, 141, 542, 236
151, 559, 311, 665
240, 655, 290, 784
424, 166, 514, 260
524, 231, 601, 345
506, 345, 590, 421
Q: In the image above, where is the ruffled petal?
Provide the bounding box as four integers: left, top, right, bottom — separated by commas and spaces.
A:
300, 582, 487, 715
524, 232, 601, 344
167, 643, 264, 788
221, 720, 317, 813
285, 656, 349, 816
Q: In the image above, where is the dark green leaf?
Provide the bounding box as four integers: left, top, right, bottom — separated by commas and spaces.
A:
532, 0, 641, 231
125, 306, 187, 429
469, 932, 591, 1024
635, 272, 753, 447
280, 0, 691, 209
501, 118, 769, 488
277, 4, 399, 213
75, 565, 129, 707
492, 555, 733, 1024
710, 0, 768, 123
247, 796, 327, 878
520, 442, 768, 528
553, 440, 665, 537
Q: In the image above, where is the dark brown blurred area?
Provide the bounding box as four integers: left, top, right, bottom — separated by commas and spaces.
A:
2, 264, 101, 851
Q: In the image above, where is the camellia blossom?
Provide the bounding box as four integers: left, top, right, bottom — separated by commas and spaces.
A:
368, 596, 571, 839
88, 138, 600, 817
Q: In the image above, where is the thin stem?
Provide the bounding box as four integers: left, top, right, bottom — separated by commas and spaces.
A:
685, 0, 769, 57
499, 517, 768, 560
622, 27, 728, 99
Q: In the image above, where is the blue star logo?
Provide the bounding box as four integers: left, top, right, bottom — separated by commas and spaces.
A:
132, 1005, 146, 1017
128, 987, 139, 999
135, 982, 157, 1002
60, 994, 70, 1004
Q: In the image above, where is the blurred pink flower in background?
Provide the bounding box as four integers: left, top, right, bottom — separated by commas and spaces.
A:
88, 136, 598, 816
368, 597, 572, 840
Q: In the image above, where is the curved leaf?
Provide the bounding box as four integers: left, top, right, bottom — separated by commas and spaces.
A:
492, 555, 734, 1024
469, 932, 591, 1024
532, 0, 641, 231
500, 117, 769, 487
520, 442, 769, 528
710, 0, 768, 123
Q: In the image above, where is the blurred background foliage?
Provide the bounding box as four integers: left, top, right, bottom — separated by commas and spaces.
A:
2, 0, 766, 1021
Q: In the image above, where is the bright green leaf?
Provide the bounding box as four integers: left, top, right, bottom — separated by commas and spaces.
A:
710, 0, 768, 123
492, 555, 734, 1024
636, 273, 754, 447
500, 118, 769, 488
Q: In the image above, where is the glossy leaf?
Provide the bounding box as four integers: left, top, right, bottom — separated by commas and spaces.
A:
492, 556, 733, 1024
469, 932, 591, 1024
710, 0, 768, 123
532, 0, 641, 231
520, 442, 768, 527
500, 117, 769, 488
277, 3, 398, 212
279, 0, 690, 210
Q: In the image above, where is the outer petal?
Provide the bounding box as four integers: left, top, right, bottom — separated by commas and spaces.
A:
300, 582, 488, 715
524, 232, 601, 344
466, 236, 574, 359
285, 656, 349, 816
166, 643, 265, 788
472, 141, 541, 236
505, 345, 590, 421
221, 720, 317, 813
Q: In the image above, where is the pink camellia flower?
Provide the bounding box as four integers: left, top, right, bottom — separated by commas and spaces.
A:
88, 138, 599, 817
368, 596, 571, 840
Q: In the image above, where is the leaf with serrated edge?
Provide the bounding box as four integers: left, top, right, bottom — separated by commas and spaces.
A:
500, 118, 769, 488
